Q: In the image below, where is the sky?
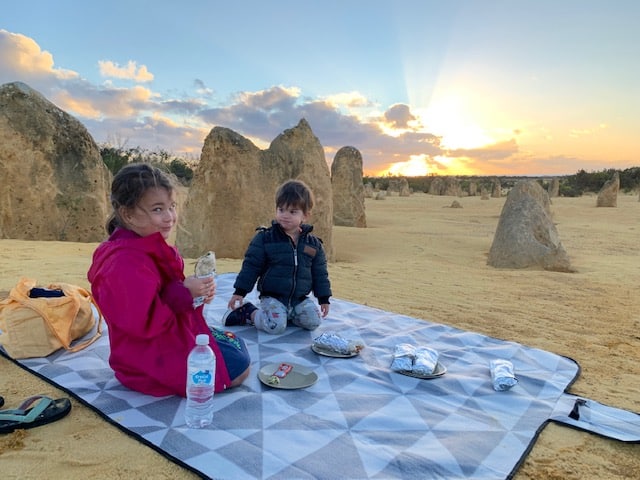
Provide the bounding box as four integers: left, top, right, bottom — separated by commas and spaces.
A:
2, 1, 639, 177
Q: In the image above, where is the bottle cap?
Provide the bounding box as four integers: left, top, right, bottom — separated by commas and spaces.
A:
195, 334, 210, 346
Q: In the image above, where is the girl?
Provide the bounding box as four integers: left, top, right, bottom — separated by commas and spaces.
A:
88, 163, 250, 396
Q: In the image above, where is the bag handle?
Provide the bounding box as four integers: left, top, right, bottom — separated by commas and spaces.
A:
51, 284, 104, 353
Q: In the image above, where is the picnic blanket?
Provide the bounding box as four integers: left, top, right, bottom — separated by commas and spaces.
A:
3, 273, 639, 479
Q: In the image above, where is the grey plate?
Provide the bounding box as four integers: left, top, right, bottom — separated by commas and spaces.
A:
311, 344, 359, 358
395, 362, 447, 379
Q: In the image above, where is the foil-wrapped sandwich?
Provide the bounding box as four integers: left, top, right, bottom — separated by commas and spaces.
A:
389, 343, 415, 372
412, 346, 440, 376
489, 359, 518, 391
312, 332, 364, 355
390, 343, 439, 375
195, 251, 216, 277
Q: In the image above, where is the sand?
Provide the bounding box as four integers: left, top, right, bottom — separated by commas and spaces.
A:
1, 192, 639, 479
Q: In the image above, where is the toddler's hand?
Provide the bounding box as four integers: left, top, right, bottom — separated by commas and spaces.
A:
227, 294, 244, 310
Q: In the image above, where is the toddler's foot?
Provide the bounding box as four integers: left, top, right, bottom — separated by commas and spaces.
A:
222, 302, 258, 326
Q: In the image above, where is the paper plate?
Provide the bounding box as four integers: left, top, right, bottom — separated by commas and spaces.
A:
258, 362, 318, 389
311, 344, 359, 358
395, 362, 447, 379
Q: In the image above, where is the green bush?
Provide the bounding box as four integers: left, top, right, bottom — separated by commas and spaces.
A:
99, 144, 195, 186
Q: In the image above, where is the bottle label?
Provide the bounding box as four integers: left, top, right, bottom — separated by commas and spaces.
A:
191, 370, 213, 385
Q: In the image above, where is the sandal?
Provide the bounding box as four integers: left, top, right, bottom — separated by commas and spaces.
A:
0, 395, 72, 434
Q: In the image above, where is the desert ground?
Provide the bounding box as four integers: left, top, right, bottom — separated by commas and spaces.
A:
1, 191, 639, 479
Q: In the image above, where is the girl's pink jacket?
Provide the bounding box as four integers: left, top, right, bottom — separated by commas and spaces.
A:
87, 228, 231, 396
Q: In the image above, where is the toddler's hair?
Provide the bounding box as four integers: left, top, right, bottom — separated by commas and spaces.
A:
106, 163, 175, 234
275, 179, 314, 214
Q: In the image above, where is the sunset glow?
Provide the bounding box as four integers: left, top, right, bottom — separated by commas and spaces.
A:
383, 155, 431, 177
3, 2, 638, 177
419, 95, 495, 149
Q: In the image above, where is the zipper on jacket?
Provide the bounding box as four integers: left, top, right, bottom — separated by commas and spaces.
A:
287, 238, 298, 309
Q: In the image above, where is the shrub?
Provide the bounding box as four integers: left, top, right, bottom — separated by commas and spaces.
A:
99, 144, 194, 186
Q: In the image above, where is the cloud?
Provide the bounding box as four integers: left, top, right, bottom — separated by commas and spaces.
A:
447, 139, 519, 161
382, 103, 419, 129
0, 29, 540, 175
83, 115, 209, 155
569, 128, 593, 138
569, 124, 608, 139
98, 60, 154, 82
159, 97, 208, 115
52, 83, 159, 119
0, 29, 78, 84
437, 139, 522, 175
1, 29, 623, 176
194, 86, 448, 176
193, 79, 213, 97
322, 91, 373, 109
0, 29, 162, 120
513, 154, 615, 176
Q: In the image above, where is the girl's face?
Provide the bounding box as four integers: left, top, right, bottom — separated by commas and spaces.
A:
276, 203, 308, 236
121, 187, 177, 239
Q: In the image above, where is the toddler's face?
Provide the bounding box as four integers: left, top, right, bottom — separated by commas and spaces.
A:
276, 204, 307, 235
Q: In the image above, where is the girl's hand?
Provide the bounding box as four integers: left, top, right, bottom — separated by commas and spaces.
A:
184, 275, 216, 302
203, 277, 216, 304
320, 303, 330, 318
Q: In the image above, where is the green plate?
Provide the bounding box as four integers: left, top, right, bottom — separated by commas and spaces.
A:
258, 362, 318, 389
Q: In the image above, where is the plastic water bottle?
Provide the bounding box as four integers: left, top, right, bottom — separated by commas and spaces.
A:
192, 272, 215, 308
193, 251, 216, 308
185, 334, 216, 428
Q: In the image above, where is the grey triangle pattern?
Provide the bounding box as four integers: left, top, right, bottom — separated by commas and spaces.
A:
14, 272, 584, 480
272, 431, 368, 479
159, 428, 212, 459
